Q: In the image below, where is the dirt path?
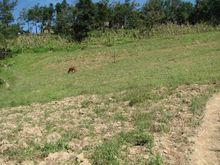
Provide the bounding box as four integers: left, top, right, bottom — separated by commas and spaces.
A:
190, 93, 220, 165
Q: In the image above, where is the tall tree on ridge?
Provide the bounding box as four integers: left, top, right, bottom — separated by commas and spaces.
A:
73, 0, 94, 42
0, 0, 19, 50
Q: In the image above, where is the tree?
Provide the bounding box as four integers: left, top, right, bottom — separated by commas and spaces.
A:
73, 0, 94, 42
0, 0, 17, 26
54, 0, 72, 35
0, 0, 19, 50
142, 0, 166, 27
18, 0, 220, 41
38, 4, 54, 33
19, 9, 29, 32
47, 4, 54, 32
209, 0, 220, 24
112, 0, 139, 29
93, 0, 111, 29
175, 2, 194, 24
196, 0, 220, 24
27, 4, 42, 33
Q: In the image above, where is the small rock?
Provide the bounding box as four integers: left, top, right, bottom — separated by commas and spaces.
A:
163, 150, 168, 154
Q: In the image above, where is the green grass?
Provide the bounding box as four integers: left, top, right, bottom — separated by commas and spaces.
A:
92, 130, 154, 164
190, 93, 212, 115
0, 31, 220, 107
148, 154, 163, 165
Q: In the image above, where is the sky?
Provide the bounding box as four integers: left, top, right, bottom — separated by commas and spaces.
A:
14, 0, 195, 21
14, 0, 74, 20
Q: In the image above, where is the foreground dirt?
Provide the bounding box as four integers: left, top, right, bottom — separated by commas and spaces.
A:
0, 84, 217, 164
190, 93, 220, 165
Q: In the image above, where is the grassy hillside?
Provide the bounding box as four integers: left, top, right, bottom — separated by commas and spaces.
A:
0, 31, 220, 107
0, 31, 220, 164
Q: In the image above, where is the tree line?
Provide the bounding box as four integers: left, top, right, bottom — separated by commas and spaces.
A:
0, 0, 220, 44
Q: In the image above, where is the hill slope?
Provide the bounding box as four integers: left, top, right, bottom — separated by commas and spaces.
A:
0, 31, 220, 164
0, 31, 220, 107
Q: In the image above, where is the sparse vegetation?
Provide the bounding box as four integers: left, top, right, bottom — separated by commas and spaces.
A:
93, 130, 154, 164
148, 154, 163, 165
190, 93, 213, 116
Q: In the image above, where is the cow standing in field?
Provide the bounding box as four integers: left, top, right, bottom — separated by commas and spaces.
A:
68, 66, 77, 74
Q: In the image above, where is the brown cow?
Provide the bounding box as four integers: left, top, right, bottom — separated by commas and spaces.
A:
68, 66, 77, 74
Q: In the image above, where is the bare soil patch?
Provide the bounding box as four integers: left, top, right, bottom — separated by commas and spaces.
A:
190, 93, 220, 165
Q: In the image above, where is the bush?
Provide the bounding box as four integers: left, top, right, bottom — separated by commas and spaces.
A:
0, 49, 12, 60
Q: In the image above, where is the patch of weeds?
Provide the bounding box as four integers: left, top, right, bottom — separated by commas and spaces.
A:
41, 139, 68, 158
120, 131, 154, 149
189, 119, 202, 128
92, 140, 120, 165
81, 100, 90, 108
6, 131, 78, 160
148, 154, 163, 165
134, 112, 154, 131
93, 106, 107, 117
159, 110, 173, 124
190, 95, 209, 115
62, 131, 80, 141
2, 143, 41, 161
151, 109, 172, 133
152, 123, 170, 133
10, 100, 17, 107
23, 117, 33, 123
81, 119, 94, 129
113, 112, 127, 122
63, 105, 77, 111
92, 130, 154, 164
44, 111, 50, 118
124, 89, 151, 106
9, 123, 23, 139
45, 122, 55, 132
124, 87, 165, 106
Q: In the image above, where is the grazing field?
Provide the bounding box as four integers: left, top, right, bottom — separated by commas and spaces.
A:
0, 31, 220, 164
